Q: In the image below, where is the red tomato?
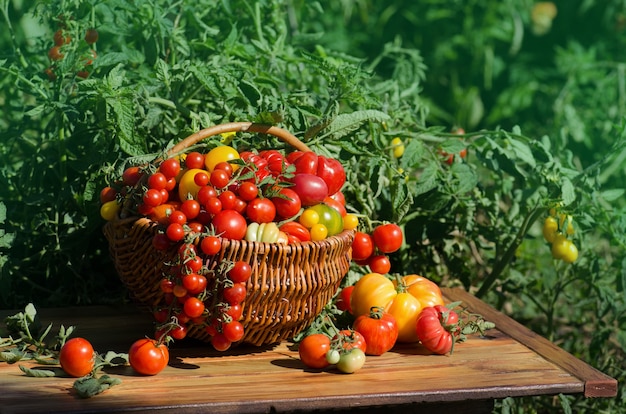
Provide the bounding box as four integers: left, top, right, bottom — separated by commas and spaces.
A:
352, 232, 374, 261
222, 321, 245, 342
183, 296, 205, 318
200, 235, 222, 255
159, 158, 181, 179
372, 223, 403, 253
368, 255, 391, 274
128, 338, 169, 375
211, 333, 232, 351
292, 173, 329, 206
59, 337, 95, 377
212, 210, 247, 240
353, 307, 398, 356
185, 152, 205, 169
316, 156, 346, 196
279, 221, 311, 242
237, 182, 259, 201
99, 186, 117, 204
272, 188, 302, 219
298, 333, 331, 369
415, 305, 460, 355
122, 166, 143, 186
228, 261, 252, 283
332, 329, 367, 354
223, 282, 247, 305
246, 198, 276, 223
335, 285, 355, 313
292, 152, 318, 175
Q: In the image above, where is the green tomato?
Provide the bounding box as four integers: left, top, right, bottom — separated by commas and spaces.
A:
326, 349, 341, 365
336, 348, 366, 374
309, 203, 343, 236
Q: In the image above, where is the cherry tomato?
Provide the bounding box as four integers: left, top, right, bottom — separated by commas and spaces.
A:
237, 182, 259, 201
336, 348, 366, 374
222, 321, 245, 342
185, 151, 205, 169
372, 223, 403, 253
212, 210, 247, 240
299, 209, 319, 228
59, 337, 95, 377
332, 329, 367, 354
48, 45, 64, 61
128, 338, 169, 375
122, 166, 143, 186
183, 297, 205, 318
201, 235, 222, 255
147, 172, 168, 190
352, 232, 374, 261
180, 199, 201, 220
223, 282, 247, 305
272, 188, 302, 219
310, 223, 328, 241
211, 333, 232, 351
159, 158, 181, 179
205, 145, 240, 172
229, 261, 252, 283
353, 307, 398, 356
84, 28, 99, 44
298, 334, 331, 369
143, 188, 163, 207
309, 203, 343, 236
368, 255, 391, 274
166, 223, 186, 242
99, 186, 117, 204
246, 198, 276, 223
100, 200, 120, 221
543, 216, 558, 243
335, 285, 355, 313
342, 213, 359, 231
210, 169, 231, 189
391, 137, 404, 158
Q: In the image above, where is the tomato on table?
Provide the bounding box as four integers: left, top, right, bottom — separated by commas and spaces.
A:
128, 338, 170, 375
59, 337, 95, 377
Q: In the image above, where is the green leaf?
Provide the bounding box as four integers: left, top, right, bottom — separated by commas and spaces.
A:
73, 375, 122, 399
560, 177, 576, 206
19, 365, 57, 377
322, 110, 390, 139
399, 139, 424, 169
600, 188, 625, 202
508, 138, 536, 168
1, 350, 25, 363
412, 163, 439, 196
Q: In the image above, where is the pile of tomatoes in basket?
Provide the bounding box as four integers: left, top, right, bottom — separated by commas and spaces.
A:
100, 144, 361, 350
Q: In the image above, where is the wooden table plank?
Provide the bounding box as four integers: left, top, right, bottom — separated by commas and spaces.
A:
0, 288, 616, 414
442, 287, 618, 398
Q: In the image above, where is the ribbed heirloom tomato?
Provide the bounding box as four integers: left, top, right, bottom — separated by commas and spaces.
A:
415, 305, 460, 355
353, 307, 398, 355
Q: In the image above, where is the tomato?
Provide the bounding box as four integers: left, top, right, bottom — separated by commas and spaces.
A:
298, 333, 331, 369
323, 196, 346, 217
332, 330, 367, 354
309, 203, 343, 236
122, 166, 143, 186
84, 28, 99, 44
166, 223, 186, 242
415, 305, 460, 355
212, 210, 247, 240
351, 273, 444, 343
159, 158, 181, 179
223, 282, 247, 305
183, 296, 205, 318
543, 216, 558, 243
299, 209, 319, 228
372, 223, 403, 253
551, 234, 578, 263
178, 168, 205, 201
211, 333, 232, 351
59, 337, 95, 377
210, 169, 230, 189
272, 188, 302, 219
48, 45, 64, 61
342, 213, 359, 231
147, 172, 167, 190
238, 182, 259, 201
182, 273, 206, 295
246, 198, 276, 223
351, 232, 374, 261
310, 223, 328, 241
316, 156, 346, 195
335, 285, 355, 313
222, 321, 245, 342
229, 261, 252, 283
128, 338, 169, 375
54, 29, 71, 46
200, 235, 222, 255
292, 174, 329, 206
336, 348, 366, 374
205, 145, 240, 172
292, 152, 318, 175
180, 199, 201, 220
218, 190, 237, 210
100, 200, 120, 221
353, 307, 398, 356
391, 137, 404, 158
143, 188, 163, 208
368, 255, 391, 274
279, 221, 311, 242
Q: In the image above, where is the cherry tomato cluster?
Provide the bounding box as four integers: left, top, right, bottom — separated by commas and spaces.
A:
439, 128, 468, 165
351, 223, 404, 274
45, 16, 98, 80
298, 329, 368, 374
542, 208, 578, 263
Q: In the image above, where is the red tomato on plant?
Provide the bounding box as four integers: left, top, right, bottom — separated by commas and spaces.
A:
59, 337, 95, 377
368, 255, 391, 274
372, 223, 403, 253
415, 305, 460, 355
128, 338, 170, 375
353, 307, 398, 356
298, 333, 331, 369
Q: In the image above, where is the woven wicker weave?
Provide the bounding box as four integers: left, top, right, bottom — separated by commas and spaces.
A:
103, 123, 354, 346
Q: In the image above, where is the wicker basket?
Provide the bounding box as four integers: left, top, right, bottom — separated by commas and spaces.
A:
103, 122, 354, 346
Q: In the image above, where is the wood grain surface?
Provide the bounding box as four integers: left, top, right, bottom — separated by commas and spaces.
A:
0, 288, 617, 414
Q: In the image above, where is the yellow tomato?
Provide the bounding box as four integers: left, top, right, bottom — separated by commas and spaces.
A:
391, 137, 405, 158
178, 168, 205, 201
204, 145, 240, 172
299, 209, 320, 228
385, 292, 422, 343
310, 223, 328, 241
100, 200, 120, 221
350, 273, 398, 319
398, 274, 445, 309
342, 213, 359, 231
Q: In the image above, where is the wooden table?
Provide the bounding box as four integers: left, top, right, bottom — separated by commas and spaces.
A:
0, 288, 617, 414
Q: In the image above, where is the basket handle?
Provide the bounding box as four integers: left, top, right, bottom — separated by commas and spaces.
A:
167, 122, 311, 156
